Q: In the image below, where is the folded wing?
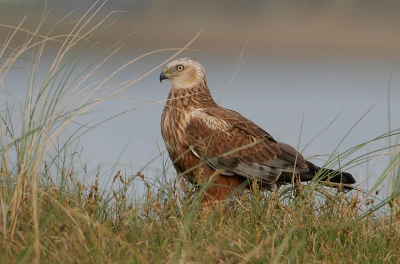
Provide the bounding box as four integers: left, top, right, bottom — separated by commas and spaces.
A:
186, 107, 311, 185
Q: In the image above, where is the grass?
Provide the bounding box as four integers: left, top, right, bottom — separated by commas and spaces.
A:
1, 2, 400, 263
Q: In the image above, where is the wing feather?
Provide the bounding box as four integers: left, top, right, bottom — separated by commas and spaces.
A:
277, 142, 307, 169
186, 106, 307, 184
186, 106, 312, 185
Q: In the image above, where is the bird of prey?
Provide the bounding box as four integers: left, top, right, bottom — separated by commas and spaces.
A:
159, 58, 356, 201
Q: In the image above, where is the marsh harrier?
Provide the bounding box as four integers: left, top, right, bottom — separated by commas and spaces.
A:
159, 58, 355, 201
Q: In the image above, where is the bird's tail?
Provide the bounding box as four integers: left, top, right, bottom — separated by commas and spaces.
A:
304, 160, 356, 184
276, 160, 356, 190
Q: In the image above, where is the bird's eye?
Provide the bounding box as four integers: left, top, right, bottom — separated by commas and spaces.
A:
177, 65, 184, 71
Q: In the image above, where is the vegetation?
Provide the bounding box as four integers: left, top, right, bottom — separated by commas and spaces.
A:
1, 3, 400, 263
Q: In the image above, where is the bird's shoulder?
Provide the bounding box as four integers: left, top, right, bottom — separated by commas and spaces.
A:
186, 105, 282, 168
191, 105, 277, 143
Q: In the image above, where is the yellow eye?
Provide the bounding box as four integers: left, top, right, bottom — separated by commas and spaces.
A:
177, 65, 184, 71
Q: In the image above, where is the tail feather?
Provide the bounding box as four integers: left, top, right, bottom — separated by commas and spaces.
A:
276, 160, 356, 187
305, 160, 356, 184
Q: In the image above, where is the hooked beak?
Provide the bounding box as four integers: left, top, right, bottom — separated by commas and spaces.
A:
159, 68, 169, 83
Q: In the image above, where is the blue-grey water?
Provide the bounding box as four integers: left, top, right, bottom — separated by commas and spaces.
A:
4, 48, 399, 196
89, 53, 399, 193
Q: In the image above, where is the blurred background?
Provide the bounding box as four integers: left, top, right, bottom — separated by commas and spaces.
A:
1, 0, 400, 192
4, 0, 400, 55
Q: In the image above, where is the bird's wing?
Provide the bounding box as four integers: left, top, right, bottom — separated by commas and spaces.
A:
186, 106, 308, 184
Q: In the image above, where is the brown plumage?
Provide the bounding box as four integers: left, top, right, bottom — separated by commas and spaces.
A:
159, 58, 356, 201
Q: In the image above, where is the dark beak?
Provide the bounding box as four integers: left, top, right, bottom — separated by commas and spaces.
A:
159, 71, 167, 83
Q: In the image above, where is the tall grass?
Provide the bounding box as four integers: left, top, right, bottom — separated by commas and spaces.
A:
387, 64, 400, 217
0, 2, 196, 263
0, 2, 400, 264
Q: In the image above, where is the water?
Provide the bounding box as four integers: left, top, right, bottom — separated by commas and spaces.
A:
2, 48, 400, 194
78, 52, 400, 188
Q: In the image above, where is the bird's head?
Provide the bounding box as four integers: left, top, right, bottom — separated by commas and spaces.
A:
159, 58, 206, 89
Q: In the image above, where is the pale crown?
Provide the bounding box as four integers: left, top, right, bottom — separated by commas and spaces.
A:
161, 58, 206, 89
